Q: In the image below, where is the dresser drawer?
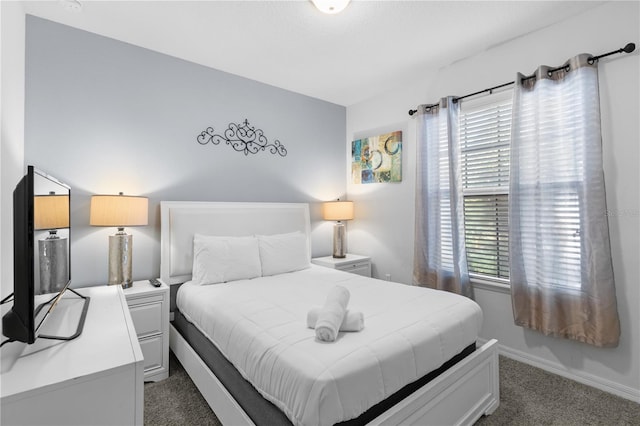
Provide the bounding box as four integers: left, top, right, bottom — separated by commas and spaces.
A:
312, 254, 372, 278
139, 335, 163, 372
123, 280, 169, 382
337, 261, 371, 277
128, 302, 162, 338
337, 260, 369, 271
346, 264, 371, 277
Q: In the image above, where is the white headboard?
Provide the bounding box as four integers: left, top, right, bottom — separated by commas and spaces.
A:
160, 201, 311, 285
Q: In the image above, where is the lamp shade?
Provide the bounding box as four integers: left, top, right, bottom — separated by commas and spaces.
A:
322, 201, 354, 221
34, 194, 69, 230
90, 194, 148, 227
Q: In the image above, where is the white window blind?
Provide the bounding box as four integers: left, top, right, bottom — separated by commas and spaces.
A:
438, 121, 454, 268
459, 92, 512, 281
512, 75, 587, 291
518, 184, 582, 290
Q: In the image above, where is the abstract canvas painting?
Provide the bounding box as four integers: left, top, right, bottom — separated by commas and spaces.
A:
352, 131, 402, 184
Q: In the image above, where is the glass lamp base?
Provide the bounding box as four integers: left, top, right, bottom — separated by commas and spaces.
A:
38, 237, 69, 295
108, 232, 133, 288
332, 222, 347, 258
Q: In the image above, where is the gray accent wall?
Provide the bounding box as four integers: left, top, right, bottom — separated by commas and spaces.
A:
25, 16, 346, 286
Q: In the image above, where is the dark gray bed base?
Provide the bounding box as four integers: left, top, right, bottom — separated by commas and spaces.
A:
173, 310, 291, 425
171, 287, 476, 426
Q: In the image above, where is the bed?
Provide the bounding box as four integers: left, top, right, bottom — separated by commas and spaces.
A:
161, 201, 499, 426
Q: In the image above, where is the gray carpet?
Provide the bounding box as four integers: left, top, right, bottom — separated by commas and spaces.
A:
476, 356, 640, 425
144, 351, 221, 426
144, 351, 640, 425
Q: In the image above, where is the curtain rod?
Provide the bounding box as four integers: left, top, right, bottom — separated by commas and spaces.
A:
408, 42, 636, 116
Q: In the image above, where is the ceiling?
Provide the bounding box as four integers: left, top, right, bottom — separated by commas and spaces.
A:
21, 1, 604, 106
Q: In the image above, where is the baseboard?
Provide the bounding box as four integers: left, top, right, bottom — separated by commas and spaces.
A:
477, 337, 640, 403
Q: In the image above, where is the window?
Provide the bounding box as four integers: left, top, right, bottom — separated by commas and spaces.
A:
518, 182, 582, 291
458, 89, 585, 290
512, 80, 587, 292
459, 92, 512, 282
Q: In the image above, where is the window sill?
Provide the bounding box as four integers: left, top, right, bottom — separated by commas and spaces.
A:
471, 277, 511, 294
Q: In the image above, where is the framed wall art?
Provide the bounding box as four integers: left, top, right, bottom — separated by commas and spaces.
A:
351, 130, 402, 184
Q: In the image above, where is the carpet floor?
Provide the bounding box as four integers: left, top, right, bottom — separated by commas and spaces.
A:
475, 356, 639, 425
144, 351, 221, 426
144, 351, 640, 425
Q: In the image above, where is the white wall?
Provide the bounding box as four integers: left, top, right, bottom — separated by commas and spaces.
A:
347, 1, 639, 401
0, 3, 26, 299
24, 17, 346, 287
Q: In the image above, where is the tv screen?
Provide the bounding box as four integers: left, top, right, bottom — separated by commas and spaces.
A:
2, 166, 71, 344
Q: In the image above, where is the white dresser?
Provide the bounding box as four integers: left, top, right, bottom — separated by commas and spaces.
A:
1, 286, 144, 425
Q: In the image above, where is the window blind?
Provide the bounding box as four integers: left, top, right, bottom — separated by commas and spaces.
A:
463, 194, 509, 279
511, 75, 590, 291
438, 119, 454, 268
518, 185, 582, 290
460, 95, 512, 280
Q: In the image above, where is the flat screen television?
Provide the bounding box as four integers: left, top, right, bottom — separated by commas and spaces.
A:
2, 166, 88, 344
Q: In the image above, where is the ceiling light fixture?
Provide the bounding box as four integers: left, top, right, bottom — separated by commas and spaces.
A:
59, 0, 83, 13
311, 0, 351, 15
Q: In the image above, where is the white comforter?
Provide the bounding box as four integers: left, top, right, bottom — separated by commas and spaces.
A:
177, 265, 482, 426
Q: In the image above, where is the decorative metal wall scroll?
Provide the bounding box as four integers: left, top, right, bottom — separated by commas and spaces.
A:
197, 119, 287, 157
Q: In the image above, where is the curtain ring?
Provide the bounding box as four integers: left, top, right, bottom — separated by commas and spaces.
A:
587, 57, 596, 65
564, 65, 570, 72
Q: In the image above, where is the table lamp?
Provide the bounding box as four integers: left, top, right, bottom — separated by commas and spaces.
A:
322, 200, 354, 258
90, 193, 148, 288
34, 192, 70, 294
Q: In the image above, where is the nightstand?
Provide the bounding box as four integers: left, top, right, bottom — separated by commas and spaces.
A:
311, 254, 372, 277
123, 280, 170, 382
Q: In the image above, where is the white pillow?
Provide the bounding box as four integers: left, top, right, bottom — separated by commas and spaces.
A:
257, 231, 310, 276
192, 234, 261, 285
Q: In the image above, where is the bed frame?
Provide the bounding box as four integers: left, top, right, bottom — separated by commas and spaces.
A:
161, 201, 499, 425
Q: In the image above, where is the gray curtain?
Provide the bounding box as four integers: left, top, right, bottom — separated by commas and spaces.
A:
413, 97, 471, 297
509, 54, 620, 347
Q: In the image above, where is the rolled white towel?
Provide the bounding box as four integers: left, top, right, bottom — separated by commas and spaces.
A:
315, 285, 350, 342
307, 307, 364, 332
